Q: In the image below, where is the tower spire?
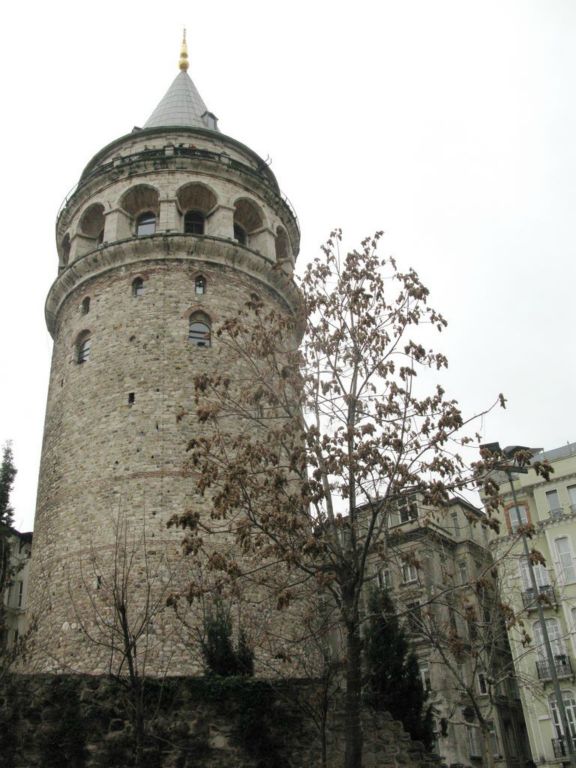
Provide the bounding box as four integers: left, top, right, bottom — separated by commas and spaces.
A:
179, 29, 189, 72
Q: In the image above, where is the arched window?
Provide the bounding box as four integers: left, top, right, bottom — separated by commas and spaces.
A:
234, 223, 246, 245
76, 332, 91, 364
136, 211, 156, 236
184, 210, 205, 235
132, 277, 144, 297
188, 312, 211, 348
97, 229, 104, 245
81, 297, 90, 315
195, 276, 206, 295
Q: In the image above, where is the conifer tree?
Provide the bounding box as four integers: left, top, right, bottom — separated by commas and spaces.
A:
0, 443, 17, 642
364, 588, 434, 749
0, 442, 16, 530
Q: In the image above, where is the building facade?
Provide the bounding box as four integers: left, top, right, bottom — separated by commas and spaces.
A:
25, 37, 302, 675
368, 496, 530, 767
489, 441, 576, 766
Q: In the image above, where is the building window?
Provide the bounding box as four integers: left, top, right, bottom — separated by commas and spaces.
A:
487, 722, 499, 756
234, 223, 247, 245
568, 485, 576, 514
406, 602, 422, 633
81, 297, 90, 314
398, 497, 418, 524
508, 505, 528, 533
458, 560, 468, 585
189, 312, 211, 348
555, 537, 576, 584
377, 569, 391, 590
132, 277, 144, 297
76, 332, 91, 364
550, 692, 576, 740
534, 618, 566, 659
467, 726, 482, 758
184, 210, 205, 235
419, 661, 432, 691
451, 511, 459, 538
195, 276, 206, 295
136, 211, 156, 236
518, 556, 550, 590
477, 671, 489, 695
17, 580, 23, 608
402, 562, 418, 584
546, 489, 562, 518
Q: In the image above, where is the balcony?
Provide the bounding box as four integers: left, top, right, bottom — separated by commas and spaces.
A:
536, 654, 573, 680
521, 584, 557, 610
552, 737, 574, 758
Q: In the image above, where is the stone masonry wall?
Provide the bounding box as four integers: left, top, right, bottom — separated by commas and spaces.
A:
0, 674, 440, 768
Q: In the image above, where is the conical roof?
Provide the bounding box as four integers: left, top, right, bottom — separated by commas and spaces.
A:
143, 33, 218, 131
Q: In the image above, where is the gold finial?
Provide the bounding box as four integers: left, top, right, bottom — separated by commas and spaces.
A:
179, 29, 189, 71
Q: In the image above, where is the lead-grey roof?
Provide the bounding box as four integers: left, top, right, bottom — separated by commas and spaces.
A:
144, 70, 219, 131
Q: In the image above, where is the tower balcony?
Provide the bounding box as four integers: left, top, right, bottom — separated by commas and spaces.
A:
536, 654, 573, 680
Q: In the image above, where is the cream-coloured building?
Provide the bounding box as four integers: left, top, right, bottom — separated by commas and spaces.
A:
367, 496, 530, 767
489, 441, 576, 766
2, 528, 32, 649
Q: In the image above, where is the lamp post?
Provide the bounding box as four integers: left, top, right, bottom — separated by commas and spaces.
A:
482, 443, 576, 768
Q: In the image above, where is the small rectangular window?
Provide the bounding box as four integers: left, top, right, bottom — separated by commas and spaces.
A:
128, 392, 135, 405
402, 563, 418, 584
478, 672, 489, 695
546, 489, 562, 518
419, 661, 432, 691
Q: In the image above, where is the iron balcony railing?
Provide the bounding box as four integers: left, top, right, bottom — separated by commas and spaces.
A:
521, 584, 557, 610
536, 654, 573, 680
552, 737, 568, 758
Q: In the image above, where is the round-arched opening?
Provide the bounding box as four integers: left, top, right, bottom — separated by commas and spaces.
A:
188, 311, 211, 348
120, 185, 160, 236
195, 275, 207, 295
79, 203, 106, 240
234, 198, 264, 237
61, 234, 71, 267
275, 226, 290, 261
76, 331, 91, 364
177, 183, 217, 215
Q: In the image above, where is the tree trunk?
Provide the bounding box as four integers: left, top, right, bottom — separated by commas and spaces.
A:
480, 724, 496, 768
344, 620, 363, 768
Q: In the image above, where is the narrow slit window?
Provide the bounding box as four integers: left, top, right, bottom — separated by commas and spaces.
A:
195, 276, 206, 295
128, 392, 135, 405
132, 277, 144, 297
76, 333, 91, 364
81, 297, 90, 315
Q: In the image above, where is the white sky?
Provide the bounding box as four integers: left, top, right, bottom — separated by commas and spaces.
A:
1, 0, 575, 531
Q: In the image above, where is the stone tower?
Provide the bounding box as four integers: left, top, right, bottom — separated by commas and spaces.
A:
26, 36, 301, 674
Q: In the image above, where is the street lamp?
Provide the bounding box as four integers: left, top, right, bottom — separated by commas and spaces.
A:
481, 442, 576, 768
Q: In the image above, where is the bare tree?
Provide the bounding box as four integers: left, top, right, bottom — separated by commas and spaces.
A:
71, 513, 174, 767
170, 230, 504, 768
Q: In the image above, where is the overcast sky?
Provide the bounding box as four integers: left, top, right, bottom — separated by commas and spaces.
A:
1, 0, 574, 531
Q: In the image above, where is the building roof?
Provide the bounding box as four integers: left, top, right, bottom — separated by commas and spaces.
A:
144, 70, 218, 131
532, 441, 576, 464
143, 33, 218, 132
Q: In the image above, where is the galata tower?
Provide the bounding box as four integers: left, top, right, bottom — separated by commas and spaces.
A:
26, 35, 301, 674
